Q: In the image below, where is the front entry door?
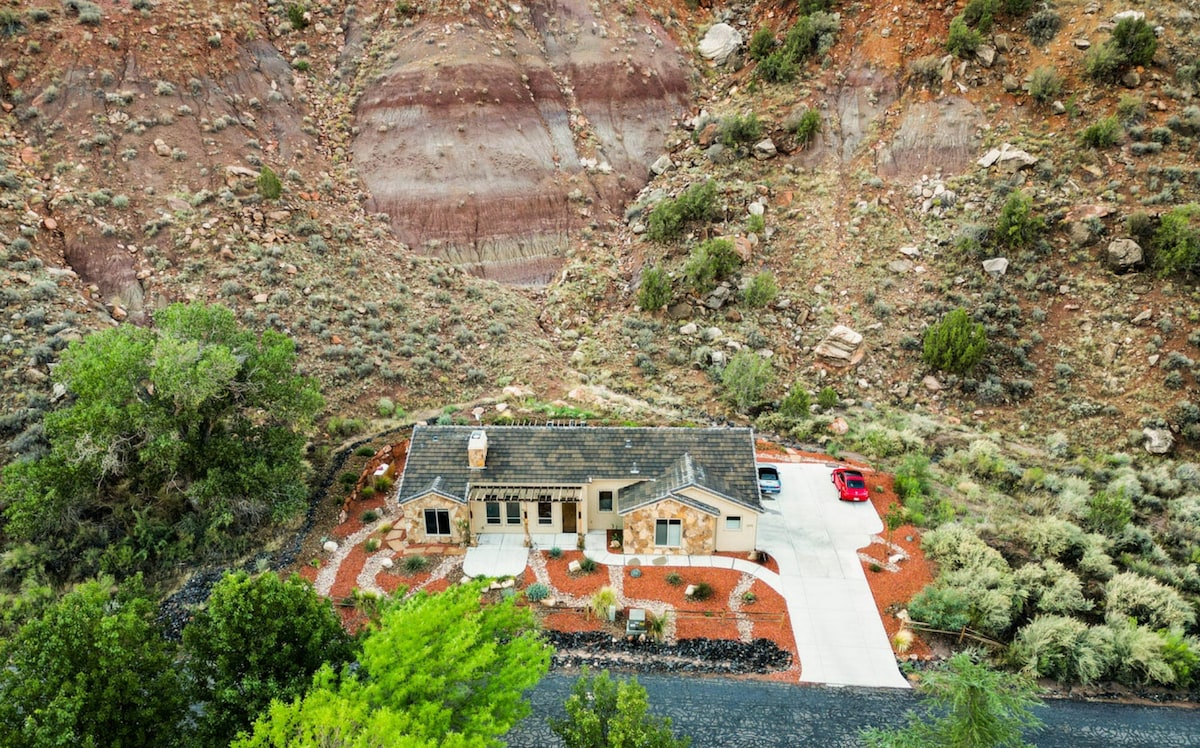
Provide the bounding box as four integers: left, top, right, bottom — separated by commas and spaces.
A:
562, 502, 577, 533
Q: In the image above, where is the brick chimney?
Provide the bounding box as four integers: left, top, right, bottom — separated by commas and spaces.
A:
468, 430, 488, 469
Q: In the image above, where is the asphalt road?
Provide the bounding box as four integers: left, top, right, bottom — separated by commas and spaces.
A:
507, 673, 1200, 747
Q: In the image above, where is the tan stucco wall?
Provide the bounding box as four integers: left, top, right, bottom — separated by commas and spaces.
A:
675, 487, 758, 553
587, 479, 635, 531
468, 499, 582, 536
401, 495, 467, 544
623, 498, 717, 555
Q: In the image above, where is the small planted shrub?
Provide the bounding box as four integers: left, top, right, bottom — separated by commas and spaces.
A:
365, 537, 381, 552
360, 486, 376, 500
687, 581, 714, 601
1078, 116, 1123, 148
525, 582, 551, 602
402, 554, 429, 574
665, 571, 683, 586
578, 556, 598, 574
361, 509, 379, 523
257, 166, 282, 200
741, 591, 758, 604
637, 266, 672, 311
548, 546, 563, 559
589, 586, 617, 619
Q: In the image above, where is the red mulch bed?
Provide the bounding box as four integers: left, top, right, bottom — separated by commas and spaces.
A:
331, 495, 388, 539
296, 563, 319, 584
541, 551, 611, 598
423, 577, 452, 595
376, 562, 434, 596
539, 607, 607, 633
329, 545, 368, 602
675, 613, 741, 641
622, 565, 742, 612
858, 472, 935, 660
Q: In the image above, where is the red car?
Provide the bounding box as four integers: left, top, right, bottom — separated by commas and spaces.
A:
831, 468, 869, 502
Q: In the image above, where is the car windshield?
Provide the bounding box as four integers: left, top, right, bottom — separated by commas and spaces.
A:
847, 479, 866, 488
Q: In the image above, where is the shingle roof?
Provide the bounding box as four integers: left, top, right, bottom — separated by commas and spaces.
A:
617, 452, 749, 514
397, 425, 761, 513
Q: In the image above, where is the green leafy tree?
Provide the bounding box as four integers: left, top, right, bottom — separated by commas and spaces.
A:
637, 266, 672, 311
258, 166, 283, 200
182, 571, 355, 747
1111, 17, 1157, 66
1151, 203, 1200, 276
779, 383, 810, 418
0, 577, 186, 748
0, 302, 323, 583
234, 581, 551, 747
862, 650, 1043, 748
550, 668, 691, 748
721, 350, 774, 414
646, 182, 719, 242
683, 238, 741, 295
995, 191, 1045, 250
923, 308, 987, 375
946, 16, 983, 57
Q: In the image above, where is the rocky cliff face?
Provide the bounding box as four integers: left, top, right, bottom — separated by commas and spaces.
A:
349, 0, 691, 284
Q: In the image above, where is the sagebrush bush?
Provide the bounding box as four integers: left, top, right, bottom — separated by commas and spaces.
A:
1008, 516, 1086, 561
719, 113, 763, 148
637, 266, 671, 311
923, 308, 987, 374
921, 524, 1009, 574
1014, 560, 1091, 615
1078, 116, 1123, 148
646, 182, 719, 242
1086, 488, 1134, 535
721, 350, 774, 414
1028, 66, 1062, 105
742, 271, 778, 308
1025, 8, 1061, 45
1008, 615, 1108, 683
1105, 572, 1196, 630
1085, 40, 1126, 82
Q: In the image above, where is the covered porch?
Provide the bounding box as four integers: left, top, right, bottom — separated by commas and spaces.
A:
466, 484, 588, 539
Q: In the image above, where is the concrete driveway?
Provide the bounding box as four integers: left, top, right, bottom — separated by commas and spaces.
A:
756, 462, 910, 689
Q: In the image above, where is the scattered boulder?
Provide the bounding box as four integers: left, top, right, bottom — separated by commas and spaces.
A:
567, 559, 582, 573
923, 375, 942, 392
977, 143, 1038, 172
679, 322, 699, 336
813, 325, 865, 367
1143, 427, 1174, 455
650, 154, 673, 175
887, 259, 913, 274
1112, 10, 1145, 22
323, 540, 339, 553
982, 257, 1009, 277
752, 139, 778, 160
698, 23, 742, 66
829, 417, 849, 435
1106, 238, 1144, 272
975, 44, 997, 67
380, 557, 394, 569
1131, 308, 1153, 325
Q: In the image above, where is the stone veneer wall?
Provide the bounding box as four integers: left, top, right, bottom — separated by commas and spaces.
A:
623, 499, 716, 555
400, 495, 466, 545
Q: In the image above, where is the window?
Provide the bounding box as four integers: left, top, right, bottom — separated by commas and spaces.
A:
654, 519, 682, 547
725, 516, 742, 530
424, 508, 451, 536
485, 502, 501, 525
598, 490, 613, 512
538, 501, 553, 525
506, 501, 521, 525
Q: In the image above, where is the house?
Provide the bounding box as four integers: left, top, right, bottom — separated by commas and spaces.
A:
395, 424, 763, 554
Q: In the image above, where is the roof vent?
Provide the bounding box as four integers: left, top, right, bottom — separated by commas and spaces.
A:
630, 461, 639, 475
468, 430, 488, 470
624, 438, 632, 449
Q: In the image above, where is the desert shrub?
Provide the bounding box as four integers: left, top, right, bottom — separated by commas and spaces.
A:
913, 565, 1017, 637
960, 0, 998, 32
687, 581, 713, 601
922, 524, 1009, 573
1078, 533, 1117, 580
923, 308, 987, 374
789, 108, 822, 146
756, 51, 798, 83
1099, 618, 1179, 686
646, 182, 719, 242
1053, 475, 1092, 519
637, 266, 671, 311
257, 166, 282, 200
683, 238, 740, 294
1008, 615, 1108, 683
589, 586, 617, 619
1086, 488, 1134, 535
719, 113, 763, 148
894, 453, 933, 503
665, 571, 683, 586
946, 16, 982, 58
1028, 66, 1062, 105
1112, 17, 1157, 66
1025, 8, 1061, 45
360, 509, 378, 523
1117, 94, 1147, 125
548, 546, 563, 559
402, 554, 428, 573
908, 585, 972, 631
743, 271, 778, 308
1159, 629, 1200, 688
721, 350, 774, 414
1104, 572, 1196, 630
1008, 516, 1086, 561
1085, 41, 1125, 82
779, 383, 810, 418
996, 190, 1045, 250
376, 397, 396, 417
1014, 560, 1091, 615
749, 28, 775, 61
578, 556, 597, 574
1151, 204, 1200, 276
1078, 116, 1123, 148
286, 3, 308, 30
907, 55, 943, 90
525, 582, 550, 602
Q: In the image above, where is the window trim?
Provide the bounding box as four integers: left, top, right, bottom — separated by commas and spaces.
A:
485, 502, 501, 525
537, 501, 553, 526
725, 516, 742, 531
654, 518, 682, 547
424, 508, 451, 536
505, 501, 521, 525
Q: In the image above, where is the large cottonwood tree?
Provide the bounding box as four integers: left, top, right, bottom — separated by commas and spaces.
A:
1, 302, 322, 582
